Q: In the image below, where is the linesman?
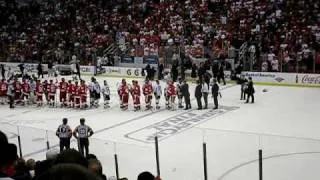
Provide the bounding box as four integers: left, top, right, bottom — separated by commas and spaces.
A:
73, 118, 94, 157
56, 118, 72, 152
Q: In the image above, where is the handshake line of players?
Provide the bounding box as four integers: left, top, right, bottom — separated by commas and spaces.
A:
0, 77, 92, 108
0, 77, 181, 110
117, 78, 179, 111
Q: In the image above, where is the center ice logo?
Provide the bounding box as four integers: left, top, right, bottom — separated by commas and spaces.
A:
125, 106, 239, 143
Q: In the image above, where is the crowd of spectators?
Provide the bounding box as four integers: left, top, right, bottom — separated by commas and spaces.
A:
0, 0, 319, 72
0, 130, 161, 180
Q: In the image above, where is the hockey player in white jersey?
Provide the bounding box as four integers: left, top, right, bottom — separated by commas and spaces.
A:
163, 72, 171, 83
101, 80, 110, 108
92, 80, 101, 108
88, 77, 95, 107
153, 80, 162, 109
29, 78, 37, 104
7, 67, 14, 80
116, 81, 122, 107
176, 78, 184, 108
96, 57, 102, 75
71, 55, 78, 81
164, 81, 170, 109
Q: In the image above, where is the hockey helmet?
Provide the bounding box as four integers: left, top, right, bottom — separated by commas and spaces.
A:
80, 118, 85, 124
62, 118, 68, 124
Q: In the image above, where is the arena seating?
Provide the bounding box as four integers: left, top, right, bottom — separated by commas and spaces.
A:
0, 0, 319, 72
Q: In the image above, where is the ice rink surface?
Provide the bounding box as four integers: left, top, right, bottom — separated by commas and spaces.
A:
1, 76, 320, 180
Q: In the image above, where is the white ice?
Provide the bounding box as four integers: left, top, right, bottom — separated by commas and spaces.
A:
1, 76, 320, 180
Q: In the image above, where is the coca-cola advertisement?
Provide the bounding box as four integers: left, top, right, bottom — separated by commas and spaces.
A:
301, 75, 320, 84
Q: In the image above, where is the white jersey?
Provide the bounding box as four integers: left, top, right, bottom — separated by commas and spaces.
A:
261, 61, 268, 72
30, 81, 36, 92
97, 58, 102, 67
56, 124, 72, 138
164, 84, 169, 96
88, 82, 94, 92
116, 82, 121, 94
271, 59, 279, 71
93, 82, 101, 93
101, 84, 110, 96
75, 125, 93, 138
70, 57, 77, 72
177, 82, 182, 95
7, 69, 14, 79
153, 84, 162, 97
201, 83, 209, 93
209, 78, 215, 87
163, 74, 171, 83
23, 68, 28, 76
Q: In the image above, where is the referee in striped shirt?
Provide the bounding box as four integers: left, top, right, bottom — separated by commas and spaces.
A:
56, 118, 72, 152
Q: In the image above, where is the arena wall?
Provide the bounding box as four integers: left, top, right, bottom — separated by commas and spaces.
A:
2, 62, 320, 87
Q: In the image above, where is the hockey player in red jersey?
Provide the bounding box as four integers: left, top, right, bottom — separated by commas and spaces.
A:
59, 78, 68, 107
131, 80, 141, 111
0, 79, 8, 104
142, 79, 153, 110
14, 79, 22, 104
73, 81, 81, 108
119, 79, 129, 110
36, 80, 44, 106
79, 80, 88, 109
13, 78, 22, 104
48, 79, 57, 107
67, 80, 75, 107
43, 80, 49, 103
21, 79, 31, 105
166, 81, 176, 110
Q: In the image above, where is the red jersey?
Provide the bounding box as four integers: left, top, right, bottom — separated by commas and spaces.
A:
119, 84, 129, 96
73, 85, 80, 96
42, 82, 48, 92
67, 84, 75, 94
14, 81, 22, 93
59, 82, 68, 93
167, 84, 176, 96
132, 84, 141, 96
143, 83, 153, 95
0, 81, 8, 96
36, 84, 44, 94
79, 85, 87, 96
22, 82, 30, 94
49, 83, 57, 94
